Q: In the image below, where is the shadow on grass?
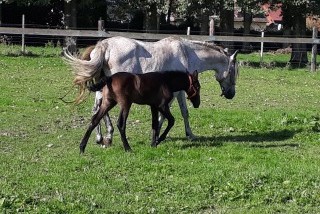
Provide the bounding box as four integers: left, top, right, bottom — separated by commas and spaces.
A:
177, 129, 301, 149
240, 61, 289, 68
239, 61, 311, 69
3, 51, 61, 58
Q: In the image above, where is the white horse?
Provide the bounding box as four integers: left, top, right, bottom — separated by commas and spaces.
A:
64, 36, 238, 146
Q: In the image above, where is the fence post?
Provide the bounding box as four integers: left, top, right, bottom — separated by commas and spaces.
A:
98, 18, 105, 31
209, 17, 214, 36
21, 14, 25, 53
260, 31, 264, 65
311, 27, 318, 72
187, 27, 190, 36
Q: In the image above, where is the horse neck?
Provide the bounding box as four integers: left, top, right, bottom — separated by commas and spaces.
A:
163, 72, 189, 92
186, 44, 229, 73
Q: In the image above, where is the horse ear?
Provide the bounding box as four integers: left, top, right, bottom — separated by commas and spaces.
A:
230, 50, 239, 61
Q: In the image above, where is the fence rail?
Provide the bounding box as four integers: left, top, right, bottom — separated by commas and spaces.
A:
1, 26, 319, 44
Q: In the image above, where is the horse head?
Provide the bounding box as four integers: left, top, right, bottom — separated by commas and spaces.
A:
187, 70, 201, 108
216, 50, 239, 99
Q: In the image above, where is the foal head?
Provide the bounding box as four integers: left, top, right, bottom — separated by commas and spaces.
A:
186, 71, 201, 108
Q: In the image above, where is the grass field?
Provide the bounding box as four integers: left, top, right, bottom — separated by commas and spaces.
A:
1, 45, 320, 213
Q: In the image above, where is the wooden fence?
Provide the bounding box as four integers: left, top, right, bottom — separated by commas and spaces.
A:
0, 18, 319, 71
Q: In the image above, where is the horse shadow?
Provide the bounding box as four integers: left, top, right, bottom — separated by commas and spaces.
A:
172, 129, 301, 149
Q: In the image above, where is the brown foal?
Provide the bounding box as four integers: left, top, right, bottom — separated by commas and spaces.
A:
79, 70, 201, 153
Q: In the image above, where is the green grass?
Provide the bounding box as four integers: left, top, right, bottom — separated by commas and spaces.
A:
1, 45, 320, 213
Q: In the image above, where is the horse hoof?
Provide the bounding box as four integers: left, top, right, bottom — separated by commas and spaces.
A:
124, 147, 132, 152
96, 138, 103, 145
187, 134, 197, 141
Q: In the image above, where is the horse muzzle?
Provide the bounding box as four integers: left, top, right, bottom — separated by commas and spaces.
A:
220, 86, 235, 99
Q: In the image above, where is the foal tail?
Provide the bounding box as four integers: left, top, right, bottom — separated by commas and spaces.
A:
88, 76, 110, 92
63, 41, 107, 103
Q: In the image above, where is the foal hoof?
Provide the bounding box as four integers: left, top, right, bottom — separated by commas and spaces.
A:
101, 138, 112, 148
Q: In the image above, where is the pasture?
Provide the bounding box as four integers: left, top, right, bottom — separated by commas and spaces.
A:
1, 45, 320, 213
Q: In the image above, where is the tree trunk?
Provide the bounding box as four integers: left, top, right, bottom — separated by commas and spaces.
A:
290, 5, 308, 67
64, 0, 77, 53
242, 9, 252, 53
281, 4, 293, 49
144, 3, 158, 33
71, 0, 77, 29
166, 0, 173, 24
219, 1, 234, 52
200, 12, 209, 35
282, 26, 291, 48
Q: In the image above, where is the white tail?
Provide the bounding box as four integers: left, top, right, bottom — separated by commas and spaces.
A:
64, 41, 106, 85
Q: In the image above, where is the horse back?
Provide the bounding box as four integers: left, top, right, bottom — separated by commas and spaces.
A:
106, 37, 188, 73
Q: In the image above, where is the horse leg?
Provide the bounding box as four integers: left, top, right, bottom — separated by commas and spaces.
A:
157, 105, 175, 145
150, 106, 159, 147
100, 100, 116, 147
176, 91, 196, 140
117, 104, 132, 152
93, 91, 104, 145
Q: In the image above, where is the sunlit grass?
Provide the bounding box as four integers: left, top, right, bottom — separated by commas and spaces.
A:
1, 46, 320, 213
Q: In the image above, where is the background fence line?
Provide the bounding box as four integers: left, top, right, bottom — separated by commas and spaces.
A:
1, 26, 319, 44
0, 17, 319, 71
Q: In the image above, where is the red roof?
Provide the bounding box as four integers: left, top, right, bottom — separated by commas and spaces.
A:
262, 3, 282, 24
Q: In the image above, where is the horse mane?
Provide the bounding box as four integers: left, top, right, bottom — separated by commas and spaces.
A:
159, 36, 226, 55
182, 39, 227, 55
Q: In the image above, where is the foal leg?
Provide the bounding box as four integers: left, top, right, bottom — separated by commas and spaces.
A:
80, 99, 116, 153
157, 105, 175, 145
176, 91, 196, 140
150, 106, 159, 147
158, 97, 175, 133
80, 107, 106, 154
117, 104, 132, 152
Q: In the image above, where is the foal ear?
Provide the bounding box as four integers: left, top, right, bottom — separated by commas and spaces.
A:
193, 70, 198, 79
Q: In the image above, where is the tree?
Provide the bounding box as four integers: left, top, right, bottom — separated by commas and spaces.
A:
283, 2, 308, 65
219, 0, 235, 51
269, 0, 320, 66
236, 0, 262, 52
106, 0, 172, 32
176, 0, 236, 50
175, 0, 219, 35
